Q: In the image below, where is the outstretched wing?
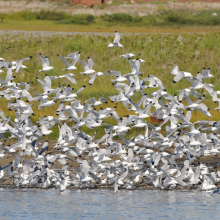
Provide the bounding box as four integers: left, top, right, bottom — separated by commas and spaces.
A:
88, 57, 93, 70
57, 54, 70, 68
113, 31, 121, 44
40, 54, 48, 69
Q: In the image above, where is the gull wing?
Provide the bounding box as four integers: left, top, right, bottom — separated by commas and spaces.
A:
173, 71, 184, 83
70, 52, 80, 66
113, 31, 120, 44
5, 67, 12, 82
44, 75, 52, 90
128, 59, 138, 72
15, 56, 32, 73
57, 54, 70, 68
88, 57, 93, 70
78, 60, 90, 72
65, 51, 80, 60
40, 54, 48, 69
89, 73, 97, 85
45, 57, 50, 66
60, 74, 77, 84
135, 59, 141, 71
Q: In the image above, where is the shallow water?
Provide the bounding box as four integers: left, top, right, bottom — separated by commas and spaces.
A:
0, 188, 219, 220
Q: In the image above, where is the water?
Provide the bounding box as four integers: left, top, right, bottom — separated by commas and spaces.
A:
0, 188, 219, 220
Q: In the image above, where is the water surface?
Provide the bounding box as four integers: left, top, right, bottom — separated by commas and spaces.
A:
0, 188, 219, 220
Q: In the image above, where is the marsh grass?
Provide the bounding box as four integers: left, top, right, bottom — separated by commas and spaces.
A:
1, 33, 220, 139
4, 10, 220, 26
1, 10, 220, 33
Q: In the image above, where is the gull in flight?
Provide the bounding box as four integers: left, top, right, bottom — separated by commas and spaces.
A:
202, 67, 213, 79
13, 56, 32, 73
171, 66, 192, 83
119, 53, 140, 59
65, 51, 80, 60
78, 57, 95, 74
108, 31, 123, 48
57, 53, 80, 70
39, 54, 54, 72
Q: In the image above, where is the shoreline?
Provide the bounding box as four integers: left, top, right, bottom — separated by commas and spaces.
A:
0, 178, 219, 191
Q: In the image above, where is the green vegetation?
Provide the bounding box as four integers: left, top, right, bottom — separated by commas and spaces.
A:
58, 15, 95, 25
0, 33, 220, 139
1, 9, 220, 27
101, 13, 142, 23
160, 10, 220, 26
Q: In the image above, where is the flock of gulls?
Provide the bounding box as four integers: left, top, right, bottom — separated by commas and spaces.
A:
0, 31, 220, 194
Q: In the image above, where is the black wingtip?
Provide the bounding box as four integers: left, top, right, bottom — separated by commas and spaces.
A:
173, 80, 176, 83
29, 56, 32, 59
57, 54, 59, 56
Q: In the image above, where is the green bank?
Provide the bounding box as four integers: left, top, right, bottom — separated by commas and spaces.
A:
0, 33, 220, 139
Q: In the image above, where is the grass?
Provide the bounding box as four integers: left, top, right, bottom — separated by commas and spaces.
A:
1, 10, 220, 33
1, 33, 220, 139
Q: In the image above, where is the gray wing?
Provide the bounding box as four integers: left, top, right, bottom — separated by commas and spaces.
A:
71, 52, 80, 66
57, 54, 70, 68
173, 71, 184, 83
127, 148, 133, 163
135, 59, 141, 71
88, 57, 93, 70
65, 51, 80, 60
16, 56, 32, 73
113, 31, 121, 44
5, 67, 12, 82
64, 74, 77, 84
78, 60, 90, 72
89, 74, 97, 85
202, 68, 210, 78
128, 59, 137, 72
40, 54, 48, 68
81, 160, 89, 177
75, 85, 86, 94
